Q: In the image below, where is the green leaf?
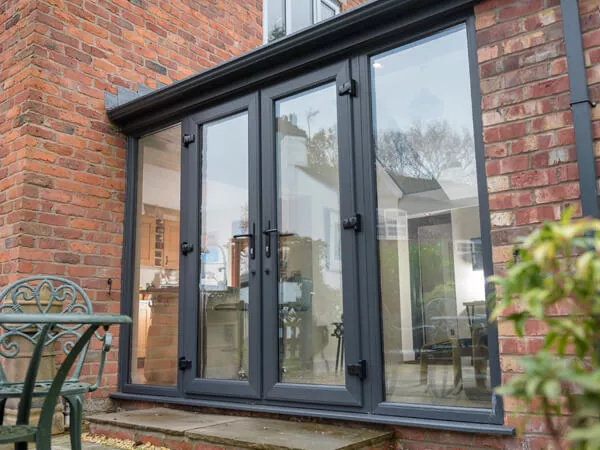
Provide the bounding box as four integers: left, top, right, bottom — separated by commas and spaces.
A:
542, 380, 561, 400
567, 424, 600, 443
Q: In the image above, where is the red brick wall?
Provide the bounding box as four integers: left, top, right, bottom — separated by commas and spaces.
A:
476, 0, 581, 448
580, 0, 600, 185
0, 0, 262, 408
0, 0, 41, 286
341, 0, 368, 12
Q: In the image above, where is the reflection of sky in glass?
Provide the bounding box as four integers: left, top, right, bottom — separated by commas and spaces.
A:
372, 24, 478, 200
276, 83, 337, 135
289, 0, 313, 33
372, 25, 473, 132
202, 112, 249, 189
201, 112, 249, 246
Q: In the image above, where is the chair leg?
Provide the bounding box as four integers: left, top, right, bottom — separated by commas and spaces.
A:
64, 394, 83, 450
12, 398, 27, 450
0, 398, 6, 425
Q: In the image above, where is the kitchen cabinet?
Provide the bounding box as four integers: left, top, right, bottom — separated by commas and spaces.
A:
140, 216, 156, 267
164, 219, 180, 269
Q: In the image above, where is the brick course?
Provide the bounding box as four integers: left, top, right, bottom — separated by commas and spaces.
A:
1, 0, 597, 448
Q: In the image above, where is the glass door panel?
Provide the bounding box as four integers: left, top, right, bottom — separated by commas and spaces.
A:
262, 62, 362, 407
199, 112, 250, 381
276, 83, 345, 386
183, 94, 260, 399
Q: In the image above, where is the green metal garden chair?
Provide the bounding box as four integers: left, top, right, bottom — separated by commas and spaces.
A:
0, 277, 116, 450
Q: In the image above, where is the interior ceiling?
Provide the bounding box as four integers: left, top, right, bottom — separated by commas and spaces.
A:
140, 125, 181, 172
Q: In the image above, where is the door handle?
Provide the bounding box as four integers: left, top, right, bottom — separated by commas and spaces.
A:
263, 222, 278, 258
233, 223, 256, 259
181, 241, 194, 255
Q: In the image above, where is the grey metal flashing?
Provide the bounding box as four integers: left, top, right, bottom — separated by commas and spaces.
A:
560, 0, 599, 218
109, 392, 515, 436
106, 0, 477, 133
104, 84, 168, 111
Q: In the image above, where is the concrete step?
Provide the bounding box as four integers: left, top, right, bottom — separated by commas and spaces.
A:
88, 407, 394, 450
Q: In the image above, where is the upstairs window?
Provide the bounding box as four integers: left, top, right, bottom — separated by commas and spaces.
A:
265, 0, 341, 43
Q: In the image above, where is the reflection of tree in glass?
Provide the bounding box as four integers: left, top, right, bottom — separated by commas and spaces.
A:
239, 203, 249, 233
269, 25, 286, 42
306, 108, 319, 141
307, 126, 338, 168
376, 120, 474, 181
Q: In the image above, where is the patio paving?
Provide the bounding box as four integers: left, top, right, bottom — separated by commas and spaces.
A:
88, 407, 394, 449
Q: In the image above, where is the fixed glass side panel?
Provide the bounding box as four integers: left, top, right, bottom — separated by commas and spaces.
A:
131, 124, 181, 386
199, 112, 251, 381
372, 25, 492, 408
275, 83, 345, 386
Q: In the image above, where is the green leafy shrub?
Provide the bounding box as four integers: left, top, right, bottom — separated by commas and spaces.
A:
490, 210, 600, 449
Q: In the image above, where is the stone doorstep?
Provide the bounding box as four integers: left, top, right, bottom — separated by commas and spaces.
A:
87, 408, 394, 450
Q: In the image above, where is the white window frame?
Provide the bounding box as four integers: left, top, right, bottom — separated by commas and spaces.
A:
263, 0, 341, 43
315, 0, 341, 22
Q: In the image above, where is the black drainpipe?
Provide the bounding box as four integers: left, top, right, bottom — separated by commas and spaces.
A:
560, 0, 599, 218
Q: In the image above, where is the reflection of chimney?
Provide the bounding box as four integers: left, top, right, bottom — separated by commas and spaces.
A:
289, 113, 297, 126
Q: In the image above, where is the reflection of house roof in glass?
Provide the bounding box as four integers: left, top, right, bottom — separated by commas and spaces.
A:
298, 163, 444, 197
386, 172, 442, 196
277, 117, 307, 138
296, 165, 339, 190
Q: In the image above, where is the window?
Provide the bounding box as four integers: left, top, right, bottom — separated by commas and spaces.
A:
264, 0, 341, 43
372, 26, 491, 408
120, 3, 503, 429
131, 124, 182, 387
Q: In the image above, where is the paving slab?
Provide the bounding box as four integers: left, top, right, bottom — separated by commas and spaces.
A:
185, 417, 393, 450
89, 407, 239, 436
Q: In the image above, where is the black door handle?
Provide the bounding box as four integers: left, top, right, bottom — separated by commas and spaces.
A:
181, 241, 194, 256
263, 222, 278, 257
233, 223, 256, 259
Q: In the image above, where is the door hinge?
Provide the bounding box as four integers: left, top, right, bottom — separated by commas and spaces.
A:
342, 214, 361, 232
181, 241, 194, 255
347, 360, 366, 380
182, 133, 195, 147
178, 357, 192, 371
338, 79, 357, 97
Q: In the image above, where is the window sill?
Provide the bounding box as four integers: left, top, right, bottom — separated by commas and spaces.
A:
110, 391, 515, 436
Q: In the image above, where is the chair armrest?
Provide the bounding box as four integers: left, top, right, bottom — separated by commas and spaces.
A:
89, 332, 112, 392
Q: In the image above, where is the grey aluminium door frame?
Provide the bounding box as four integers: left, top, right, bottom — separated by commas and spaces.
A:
260, 61, 364, 408
181, 93, 262, 400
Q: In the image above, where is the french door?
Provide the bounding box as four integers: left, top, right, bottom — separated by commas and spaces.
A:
180, 61, 363, 407
261, 61, 362, 406
181, 94, 262, 399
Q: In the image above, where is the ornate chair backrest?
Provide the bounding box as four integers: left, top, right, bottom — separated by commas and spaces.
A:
423, 297, 459, 344
0, 277, 94, 384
